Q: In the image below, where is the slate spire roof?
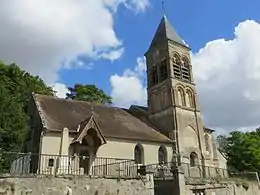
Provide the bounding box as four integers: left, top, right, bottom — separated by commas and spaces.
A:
150, 15, 187, 48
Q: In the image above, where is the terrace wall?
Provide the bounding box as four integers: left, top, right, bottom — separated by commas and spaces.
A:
0, 177, 154, 195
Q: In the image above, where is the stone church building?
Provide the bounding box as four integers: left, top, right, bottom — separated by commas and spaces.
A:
24, 15, 226, 178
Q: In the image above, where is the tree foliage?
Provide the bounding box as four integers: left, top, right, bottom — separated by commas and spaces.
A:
0, 61, 54, 153
0, 62, 54, 105
216, 129, 260, 173
66, 84, 112, 105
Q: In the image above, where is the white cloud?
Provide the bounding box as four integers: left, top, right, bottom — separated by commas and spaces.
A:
110, 57, 147, 107
99, 47, 125, 62
0, 0, 150, 84
111, 20, 260, 132
52, 83, 69, 99
123, 0, 150, 13
193, 20, 260, 131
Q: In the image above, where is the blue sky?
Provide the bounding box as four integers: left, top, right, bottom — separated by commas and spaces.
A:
59, 0, 260, 95
1, 0, 260, 132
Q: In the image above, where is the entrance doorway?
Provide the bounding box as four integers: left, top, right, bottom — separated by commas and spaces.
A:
79, 151, 90, 174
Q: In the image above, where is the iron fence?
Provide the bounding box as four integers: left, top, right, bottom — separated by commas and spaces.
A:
181, 162, 229, 179
145, 162, 176, 180
144, 162, 259, 184
145, 162, 229, 180
229, 171, 260, 183
0, 152, 138, 178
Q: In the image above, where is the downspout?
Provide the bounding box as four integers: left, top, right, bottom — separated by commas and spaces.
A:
193, 94, 206, 178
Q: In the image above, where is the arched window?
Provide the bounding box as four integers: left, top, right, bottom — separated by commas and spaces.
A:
177, 87, 185, 106
151, 65, 158, 85
160, 59, 168, 80
172, 54, 181, 79
204, 135, 210, 152
186, 90, 195, 108
181, 57, 190, 82
158, 146, 167, 165
190, 152, 198, 167
134, 144, 144, 164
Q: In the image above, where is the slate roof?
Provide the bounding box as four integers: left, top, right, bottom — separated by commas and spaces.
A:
32, 94, 173, 143
129, 105, 215, 133
150, 15, 187, 48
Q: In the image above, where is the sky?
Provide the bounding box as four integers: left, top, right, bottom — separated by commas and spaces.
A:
1, 0, 260, 134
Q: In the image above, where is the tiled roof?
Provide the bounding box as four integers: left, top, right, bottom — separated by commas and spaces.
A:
32, 94, 173, 143
128, 105, 215, 133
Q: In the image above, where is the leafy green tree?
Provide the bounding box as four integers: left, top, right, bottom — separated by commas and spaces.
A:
217, 129, 260, 173
0, 62, 54, 105
216, 135, 228, 155
0, 61, 54, 152
66, 84, 112, 104
0, 85, 28, 172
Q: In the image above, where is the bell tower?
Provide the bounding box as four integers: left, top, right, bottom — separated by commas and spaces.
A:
145, 15, 208, 165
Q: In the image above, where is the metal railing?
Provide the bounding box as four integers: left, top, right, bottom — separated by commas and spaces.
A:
145, 162, 176, 180
0, 152, 138, 178
145, 162, 259, 184
145, 162, 229, 180
229, 171, 260, 184
181, 162, 229, 179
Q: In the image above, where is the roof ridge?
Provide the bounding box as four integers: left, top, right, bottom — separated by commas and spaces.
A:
33, 93, 124, 111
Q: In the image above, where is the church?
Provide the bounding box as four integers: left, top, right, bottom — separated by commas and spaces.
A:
24, 15, 226, 176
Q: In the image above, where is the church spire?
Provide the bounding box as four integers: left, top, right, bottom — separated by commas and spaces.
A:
149, 14, 188, 49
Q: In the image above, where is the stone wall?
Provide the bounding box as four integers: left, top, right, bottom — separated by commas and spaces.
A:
206, 183, 259, 195
185, 182, 260, 195
0, 176, 153, 195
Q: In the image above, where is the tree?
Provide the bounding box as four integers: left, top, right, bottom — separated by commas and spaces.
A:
66, 84, 112, 105
0, 61, 54, 151
0, 85, 27, 150
0, 85, 28, 172
216, 129, 260, 173
0, 61, 55, 171
216, 135, 228, 156
0, 62, 54, 105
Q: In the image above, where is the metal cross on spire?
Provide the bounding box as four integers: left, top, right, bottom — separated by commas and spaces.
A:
161, 0, 165, 16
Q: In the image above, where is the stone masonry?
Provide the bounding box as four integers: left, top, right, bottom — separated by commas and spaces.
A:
0, 177, 153, 195
0, 176, 259, 195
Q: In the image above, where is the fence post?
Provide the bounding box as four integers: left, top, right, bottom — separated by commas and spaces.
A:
145, 165, 155, 195
172, 165, 186, 195
255, 172, 260, 185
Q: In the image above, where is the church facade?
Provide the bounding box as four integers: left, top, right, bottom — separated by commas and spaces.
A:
24, 15, 226, 177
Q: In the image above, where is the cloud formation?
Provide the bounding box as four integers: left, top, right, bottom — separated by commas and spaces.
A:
110, 57, 147, 107
193, 20, 260, 131
111, 20, 260, 132
0, 0, 150, 84
52, 83, 69, 99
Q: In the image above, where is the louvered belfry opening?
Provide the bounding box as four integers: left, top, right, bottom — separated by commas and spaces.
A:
173, 55, 190, 82
173, 55, 181, 79
181, 58, 190, 82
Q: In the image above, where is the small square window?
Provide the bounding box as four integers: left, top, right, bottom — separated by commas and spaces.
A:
48, 158, 54, 167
